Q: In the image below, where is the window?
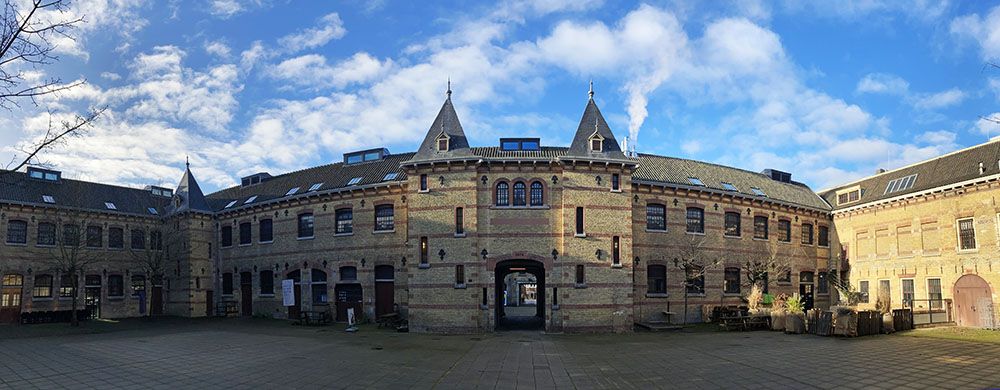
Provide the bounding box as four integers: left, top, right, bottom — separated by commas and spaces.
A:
420, 237, 428, 265
347, 177, 362, 186
817, 272, 828, 294
686, 207, 704, 234
750, 187, 767, 197
512, 182, 526, 206
721, 182, 738, 191
244, 195, 257, 204
529, 181, 543, 206
33, 275, 53, 298
374, 205, 394, 232
259, 271, 274, 295
222, 273, 233, 295
108, 275, 124, 297
224, 200, 238, 209
383, 172, 398, 181
724, 267, 741, 294
437, 134, 449, 151
501, 140, 519, 150
86, 225, 102, 248
298, 213, 314, 238
957, 218, 976, 250
778, 270, 792, 283
612, 236, 620, 266
131, 229, 146, 249
63, 224, 79, 247
340, 266, 357, 281
221, 225, 233, 247
777, 220, 791, 242
818, 225, 829, 247
108, 227, 123, 249
884, 174, 917, 195
131, 276, 145, 297
419, 174, 428, 191
495, 182, 509, 206
646, 204, 666, 231
375, 265, 394, 282
647, 265, 666, 294
590, 137, 602, 152
753, 216, 768, 239
285, 187, 300, 196
239, 222, 251, 245
59, 274, 75, 298
837, 188, 861, 204
259, 219, 273, 242
928, 278, 942, 309
858, 281, 870, 303
455, 265, 465, 286
612, 174, 620, 191
685, 266, 705, 295
37, 222, 55, 246
800, 271, 814, 284
2, 274, 22, 307
308, 182, 324, 191
6, 220, 26, 244
801, 224, 813, 245
575, 264, 585, 285
724, 212, 741, 237
687, 177, 705, 186
148, 207, 160, 215
454, 207, 464, 235
878, 280, 891, 306
335, 208, 353, 234
575, 207, 584, 236
105, 202, 117, 210
902, 279, 914, 307
42, 195, 55, 203
311, 269, 327, 304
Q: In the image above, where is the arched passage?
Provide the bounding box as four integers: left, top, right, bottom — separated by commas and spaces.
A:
495, 259, 545, 330
954, 274, 995, 328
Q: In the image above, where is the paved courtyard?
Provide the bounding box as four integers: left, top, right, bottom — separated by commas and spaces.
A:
1, 318, 999, 389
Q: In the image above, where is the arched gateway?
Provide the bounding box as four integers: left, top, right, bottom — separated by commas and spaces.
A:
494, 259, 546, 330
954, 274, 995, 329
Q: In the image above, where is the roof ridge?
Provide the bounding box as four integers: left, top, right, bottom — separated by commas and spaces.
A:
637, 153, 777, 183
9, 170, 163, 195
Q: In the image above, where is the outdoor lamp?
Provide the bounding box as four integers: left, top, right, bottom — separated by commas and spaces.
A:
438, 249, 446, 260
481, 249, 488, 260
551, 249, 558, 260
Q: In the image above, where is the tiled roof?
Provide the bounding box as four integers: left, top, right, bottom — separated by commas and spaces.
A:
471, 146, 567, 160
820, 139, 1000, 210
405, 96, 476, 165
206, 152, 413, 211
633, 154, 831, 211
563, 98, 629, 162
0, 171, 170, 216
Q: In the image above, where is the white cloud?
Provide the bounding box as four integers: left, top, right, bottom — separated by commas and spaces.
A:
270, 53, 393, 89
917, 130, 957, 144
32, 0, 148, 58
205, 40, 232, 58
784, 1, 950, 23
100, 72, 121, 81
681, 140, 703, 155
208, 0, 268, 18
912, 88, 965, 109
975, 113, 1000, 136
950, 5, 1000, 60
278, 13, 347, 53
856, 73, 910, 95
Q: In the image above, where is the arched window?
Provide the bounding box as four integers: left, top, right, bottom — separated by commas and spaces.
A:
529, 181, 543, 206
495, 182, 509, 206
311, 269, 328, 303
646, 204, 666, 231
647, 265, 666, 294
686, 207, 704, 233
512, 182, 526, 206
6, 220, 27, 244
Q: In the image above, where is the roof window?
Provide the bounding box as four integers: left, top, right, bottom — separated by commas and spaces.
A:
224, 200, 238, 209
27, 167, 60, 182
687, 177, 705, 186
347, 177, 363, 186
383, 172, 399, 181
308, 183, 323, 192
147, 207, 159, 215
721, 182, 737, 191
105, 202, 117, 210
285, 187, 300, 196
244, 195, 257, 204
343, 148, 389, 165
884, 174, 917, 195
42, 195, 55, 204
240, 173, 271, 188
499, 138, 541, 151
750, 187, 767, 197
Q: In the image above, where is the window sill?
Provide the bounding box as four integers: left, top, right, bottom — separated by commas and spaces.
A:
685, 231, 705, 236
778, 240, 791, 244
957, 249, 979, 254
685, 293, 706, 297
259, 294, 275, 298
32, 297, 53, 301
107, 296, 125, 301
238, 243, 251, 247
221, 245, 233, 249
610, 189, 622, 193
645, 293, 668, 298
490, 205, 550, 210
723, 235, 742, 239
454, 283, 466, 289
5, 242, 26, 246
418, 263, 430, 269
818, 245, 830, 249
645, 229, 667, 233
418, 189, 429, 193
752, 238, 769, 242
801, 242, 813, 246
108, 247, 125, 251
259, 240, 274, 245
574, 233, 586, 238
36, 244, 56, 248
334, 232, 354, 237
373, 230, 395, 235
297, 236, 315, 241
723, 293, 742, 297
454, 233, 466, 238
574, 283, 587, 289
611, 263, 622, 269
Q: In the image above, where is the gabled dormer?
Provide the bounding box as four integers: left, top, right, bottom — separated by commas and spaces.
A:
436, 131, 450, 152
588, 131, 604, 153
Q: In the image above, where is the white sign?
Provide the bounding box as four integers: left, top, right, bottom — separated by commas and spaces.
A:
347, 308, 356, 326
281, 279, 295, 306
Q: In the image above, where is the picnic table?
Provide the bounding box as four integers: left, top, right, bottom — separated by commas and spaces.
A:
298, 310, 332, 326
720, 314, 770, 331
216, 301, 239, 317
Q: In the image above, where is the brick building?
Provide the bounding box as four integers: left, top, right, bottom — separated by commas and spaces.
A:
9, 87, 956, 332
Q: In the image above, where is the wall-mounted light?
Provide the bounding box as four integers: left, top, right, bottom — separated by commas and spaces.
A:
634, 256, 640, 265
481, 176, 488, 185
595, 249, 603, 260
633, 195, 639, 203
360, 199, 365, 208
26, 267, 32, 275
401, 195, 407, 204
481, 249, 488, 260
746, 208, 752, 215
673, 199, 679, 207
322, 204, 327, 212
284, 262, 289, 270
361, 258, 366, 267
439, 176, 445, 186
595, 176, 602, 186
438, 249, 446, 261
274, 263, 279, 271
551, 175, 558, 185
551, 249, 559, 260
322, 260, 328, 268
713, 203, 719, 210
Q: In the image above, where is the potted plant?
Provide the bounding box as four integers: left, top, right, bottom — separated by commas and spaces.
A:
784, 294, 806, 334
876, 289, 894, 334
770, 293, 788, 331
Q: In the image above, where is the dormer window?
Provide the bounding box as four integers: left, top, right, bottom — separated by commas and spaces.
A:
436, 132, 450, 152
105, 202, 117, 210
27, 167, 60, 182
589, 133, 604, 152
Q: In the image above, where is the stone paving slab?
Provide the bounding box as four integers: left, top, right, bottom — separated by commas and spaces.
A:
1, 319, 999, 389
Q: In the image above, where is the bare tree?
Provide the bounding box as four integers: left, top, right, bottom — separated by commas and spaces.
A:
42, 212, 101, 326
670, 234, 722, 325
738, 239, 793, 294
128, 222, 189, 317
0, 0, 103, 173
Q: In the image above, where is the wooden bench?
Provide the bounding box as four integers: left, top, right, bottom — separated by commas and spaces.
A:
377, 312, 403, 328
216, 301, 239, 317
299, 310, 332, 326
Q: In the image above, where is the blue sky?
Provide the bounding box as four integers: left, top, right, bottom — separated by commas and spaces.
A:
6, 0, 1000, 193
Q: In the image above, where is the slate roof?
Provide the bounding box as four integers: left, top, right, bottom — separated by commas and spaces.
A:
404, 95, 476, 165
820, 139, 1000, 210
0, 171, 170, 216
166, 166, 212, 215
471, 146, 566, 160
563, 97, 630, 162
206, 152, 412, 212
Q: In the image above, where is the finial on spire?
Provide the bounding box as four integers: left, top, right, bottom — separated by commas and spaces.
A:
446, 77, 452, 98
185, 155, 190, 170
588, 79, 594, 99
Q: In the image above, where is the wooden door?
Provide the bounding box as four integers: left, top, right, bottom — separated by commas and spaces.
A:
0, 274, 23, 324
151, 286, 163, 315
336, 284, 363, 322
375, 282, 394, 316
241, 284, 253, 316
206, 290, 214, 317
799, 284, 814, 311
955, 274, 994, 328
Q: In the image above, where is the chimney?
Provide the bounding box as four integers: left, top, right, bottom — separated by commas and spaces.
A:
875, 168, 886, 174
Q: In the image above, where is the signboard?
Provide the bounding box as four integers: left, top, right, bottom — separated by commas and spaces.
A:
347, 308, 356, 326
282, 279, 295, 306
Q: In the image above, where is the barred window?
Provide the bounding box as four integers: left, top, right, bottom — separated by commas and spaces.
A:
686, 207, 704, 234
611, 173, 620, 191
801, 223, 813, 245
86, 225, 102, 248
298, 213, 314, 238
239, 222, 251, 245
59, 274, 75, 297
753, 216, 768, 239
777, 220, 791, 242
335, 208, 353, 234
455, 207, 464, 235
512, 181, 526, 206
62, 224, 80, 247
685, 266, 705, 294
108, 227, 124, 249
529, 181, 544, 206
646, 204, 666, 231
647, 265, 666, 294
724, 212, 741, 237
928, 279, 942, 309
6, 220, 26, 244
374, 205, 394, 231
37, 222, 55, 246
575, 264, 585, 285
259, 219, 273, 242
957, 218, 976, 250
724, 267, 741, 294
496, 182, 509, 206
220, 225, 232, 247
33, 274, 53, 298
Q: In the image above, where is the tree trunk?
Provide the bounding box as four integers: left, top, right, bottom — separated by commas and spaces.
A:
683, 291, 689, 325
70, 277, 79, 327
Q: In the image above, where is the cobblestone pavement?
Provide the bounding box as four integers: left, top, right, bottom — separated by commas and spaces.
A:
1, 318, 999, 389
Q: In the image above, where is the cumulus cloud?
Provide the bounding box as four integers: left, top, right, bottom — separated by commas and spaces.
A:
950, 5, 1000, 60
912, 88, 965, 109
205, 40, 232, 58
278, 13, 347, 53
856, 73, 910, 95
270, 53, 393, 89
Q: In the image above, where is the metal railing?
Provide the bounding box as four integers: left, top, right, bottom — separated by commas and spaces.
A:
903, 299, 952, 326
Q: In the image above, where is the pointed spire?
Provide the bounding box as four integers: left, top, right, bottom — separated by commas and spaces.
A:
588, 80, 594, 99
185, 155, 190, 170
563, 92, 627, 161
167, 162, 212, 215
446, 77, 452, 99
404, 89, 474, 165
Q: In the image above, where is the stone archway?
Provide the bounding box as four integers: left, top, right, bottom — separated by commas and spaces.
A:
494, 259, 545, 330
954, 274, 995, 328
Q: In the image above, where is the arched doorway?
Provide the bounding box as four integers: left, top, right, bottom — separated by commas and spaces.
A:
494, 259, 545, 330
335, 266, 362, 322
954, 274, 995, 328
374, 265, 394, 317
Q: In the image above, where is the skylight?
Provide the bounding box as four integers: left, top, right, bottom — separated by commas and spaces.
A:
308, 183, 323, 192
224, 200, 238, 209
347, 177, 363, 186
884, 174, 917, 195
285, 187, 300, 196
383, 172, 399, 181
721, 182, 738, 191
105, 202, 117, 210
687, 177, 705, 186
750, 187, 767, 197
147, 207, 158, 215
42, 195, 55, 204
244, 195, 258, 204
